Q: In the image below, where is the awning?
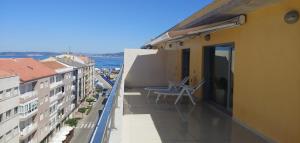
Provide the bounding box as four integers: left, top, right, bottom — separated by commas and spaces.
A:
49, 126, 74, 143
148, 15, 246, 46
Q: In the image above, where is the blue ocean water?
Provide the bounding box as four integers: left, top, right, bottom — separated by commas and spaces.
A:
91, 56, 123, 69
0, 55, 123, 69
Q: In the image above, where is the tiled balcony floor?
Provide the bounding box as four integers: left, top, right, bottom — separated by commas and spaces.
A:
123, 88, 269, 143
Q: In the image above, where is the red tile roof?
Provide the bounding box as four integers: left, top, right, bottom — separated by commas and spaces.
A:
0, 70, 15, 78
0, 58, 56, 82
41, 61, 66, 70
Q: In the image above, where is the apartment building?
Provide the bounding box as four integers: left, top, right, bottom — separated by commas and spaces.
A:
54, 57, 86, 104
56, 54, 95, 99
0, 58, 56, 143
78, 56, 95, 97
0, 70, 20, 143
40, 60, 76, 142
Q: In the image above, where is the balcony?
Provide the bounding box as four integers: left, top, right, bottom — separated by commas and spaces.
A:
73, 76, 76, 81
50, 80, 63, 89
19, 108, 38, 121
57, 92, 64, 99
71, 94, 76, 100
72, 85, 75, 91
50, 92, 63, 103
20, 123, 38, 140
20, 91, 37, 103
71, 103, 75, 110
57, 102, 64, 109
121, 88, 272, 143
88, 50, 272, 143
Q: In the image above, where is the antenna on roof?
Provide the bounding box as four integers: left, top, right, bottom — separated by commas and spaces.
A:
66, 46, 72, 55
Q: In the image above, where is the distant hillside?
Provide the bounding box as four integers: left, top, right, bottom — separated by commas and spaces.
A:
0, 52, 60, 57
90, 52, 124, 57
0, 51, 124, 58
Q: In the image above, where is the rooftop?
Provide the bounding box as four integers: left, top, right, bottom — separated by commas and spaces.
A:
41, 61, 67, 70
56, 57, 86, 68
0, 70, 15, 78
0, 58, 56, 82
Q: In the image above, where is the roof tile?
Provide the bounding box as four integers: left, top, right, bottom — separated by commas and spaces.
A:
0, 58, 56, 82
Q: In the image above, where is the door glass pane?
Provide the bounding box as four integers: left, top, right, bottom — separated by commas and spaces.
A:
212, 46, 231, 108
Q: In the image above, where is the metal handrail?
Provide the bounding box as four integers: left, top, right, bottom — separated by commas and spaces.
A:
89, 65, 123, 143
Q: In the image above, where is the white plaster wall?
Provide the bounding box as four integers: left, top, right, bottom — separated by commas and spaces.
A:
124, 49, 168, 88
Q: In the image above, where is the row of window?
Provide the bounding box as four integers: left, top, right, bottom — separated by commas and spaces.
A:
0, 126, 18, 143
49, 104, 57, 115
0, 87, 19, 100
19, 100, 38, 116
20, 82, 36, 94
0, 106, 18, 123
49, 72, 72, 84
50, 74, 63, 84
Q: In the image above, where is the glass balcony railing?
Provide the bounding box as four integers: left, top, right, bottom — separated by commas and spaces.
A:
89, 66, 123, 143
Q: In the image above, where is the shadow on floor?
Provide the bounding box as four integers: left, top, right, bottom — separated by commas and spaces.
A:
123, 88, 269, 143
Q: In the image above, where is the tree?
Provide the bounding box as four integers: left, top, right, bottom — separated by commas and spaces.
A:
86, 97, 96, 105
65, 118, 78, 127
78, 107, 87, 117
95, 87, 103, 94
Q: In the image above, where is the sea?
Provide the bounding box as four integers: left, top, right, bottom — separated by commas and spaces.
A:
0, 55, 123, 69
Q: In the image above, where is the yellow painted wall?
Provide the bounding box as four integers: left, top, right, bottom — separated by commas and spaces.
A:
173, 0, 300, 142
164, 49, 181, 82
185, 37, 204, 97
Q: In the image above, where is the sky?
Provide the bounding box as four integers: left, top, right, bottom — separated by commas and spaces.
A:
0, 0, 212, 54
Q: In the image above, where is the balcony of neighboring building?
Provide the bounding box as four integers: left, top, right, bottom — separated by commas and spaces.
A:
57, 101, 64, 109
19, 123, 38, 140
50, 80, 63, 89
0, 110, 19, 140
20, 90, 37, 103
49, 90, 64, 103
70, 94, 76, 100
50, 75, 64, 89
19, 100, 38, 121
71, 85, 75, 91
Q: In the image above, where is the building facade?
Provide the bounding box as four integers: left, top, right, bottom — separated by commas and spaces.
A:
54, 57, 86, 105
40, 61, 76, 142
0, 71, 20, 143
0, 58, 83, 143
0, 58, 56, 143
56, 54, 95, 100
79, 56, 95, 98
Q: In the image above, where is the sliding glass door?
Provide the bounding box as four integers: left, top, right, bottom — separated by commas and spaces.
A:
204, 44, 234, 114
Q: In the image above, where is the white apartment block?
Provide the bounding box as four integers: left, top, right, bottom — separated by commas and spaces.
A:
0, 72, 20, 143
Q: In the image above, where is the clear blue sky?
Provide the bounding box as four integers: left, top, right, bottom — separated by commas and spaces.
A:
0, 0, 212, 53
